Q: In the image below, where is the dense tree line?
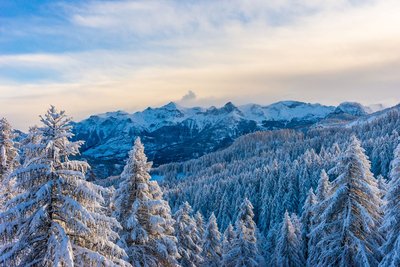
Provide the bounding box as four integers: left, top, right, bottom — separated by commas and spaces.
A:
1, 105, 400, 266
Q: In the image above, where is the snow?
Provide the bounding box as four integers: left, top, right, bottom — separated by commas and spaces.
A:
239, 101, 335, 123
335, 102, 370, 116
77, 100, 338, 135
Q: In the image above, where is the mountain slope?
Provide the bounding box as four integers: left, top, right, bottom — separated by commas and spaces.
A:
72, 101, 370, 177
152, 104, 400, 232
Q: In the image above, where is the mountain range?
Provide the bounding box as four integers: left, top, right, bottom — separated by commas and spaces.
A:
72, 100, 378, 177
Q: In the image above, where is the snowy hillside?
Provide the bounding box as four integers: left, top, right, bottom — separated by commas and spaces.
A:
2, 103, 400, 267
73, 100, 370, 177
152, 103, 400, 232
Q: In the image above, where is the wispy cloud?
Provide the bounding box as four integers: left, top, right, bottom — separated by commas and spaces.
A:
1, 0, 400, 129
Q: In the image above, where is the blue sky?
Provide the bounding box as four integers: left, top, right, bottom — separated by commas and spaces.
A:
1, 0, 400, 129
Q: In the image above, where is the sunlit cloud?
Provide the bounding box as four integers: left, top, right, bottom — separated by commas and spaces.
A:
0, 0, 400, 130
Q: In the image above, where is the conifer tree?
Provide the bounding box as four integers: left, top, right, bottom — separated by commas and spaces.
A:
174, 201, 203, 267
195, 211, 205, 241
308, 169, 331, 266
380, 144, 400, 267
290, 213, 302, 242
0, 118, 19, 211
0, 106, 129, 266
19, 125, 42, 166
315, 169, 331, 203
300, 188, 316, 261
113, 138, 179, 267
315, 136, 383, 267
377, 175, 388, 200
275, 211, 305, 267
201, 213, 222, 267
222, 223, 235, 257
264, 222, 280, 263
223, 198, 260, 267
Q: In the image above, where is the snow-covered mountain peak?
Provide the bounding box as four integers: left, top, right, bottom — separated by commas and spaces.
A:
160, 101, 180, 111
222, 102, 239, 112
73, 100, 375, 177
335, 102, 370, 116
239, 101, 335, 122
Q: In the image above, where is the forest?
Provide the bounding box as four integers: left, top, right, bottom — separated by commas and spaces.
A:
1, 105, 400, 267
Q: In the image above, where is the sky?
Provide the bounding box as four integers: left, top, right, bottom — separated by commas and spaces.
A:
1, 0, 400, 130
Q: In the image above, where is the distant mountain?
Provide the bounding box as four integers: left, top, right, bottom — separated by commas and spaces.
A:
72, 100, 372, 177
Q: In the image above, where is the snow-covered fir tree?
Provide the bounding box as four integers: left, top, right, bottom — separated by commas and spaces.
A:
380, 144, 400, 267
264, 222, 280, 264
315, 136, 383, 267
112, 137, 179, 267
222, 223, 235, 258
255, 228, 267, 266
275, 211, 305, 267
377, 175, 388, 200
0, 118, 19, 211
173, 201, 203, 267
307, 169, 331, 266
315, 169, 331, 203
195, 211, 205, 241
223, 198, 261, 267
19, 125, 42, 165
0, 106, 129, 266
300, 188, 316, 261
290, 213, 302, 243
201, 213, 222, 267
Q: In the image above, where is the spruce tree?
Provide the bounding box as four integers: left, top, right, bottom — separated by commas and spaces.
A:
0, 118, 19, 211
377, 175, 388, 200
380, 144, 400, 267
275, 211, 304, 267
195, 211, 205, 241
316, 136, 383, 267
113, 137, 179, 267
19, 125, 42, 165
201, 213, 222, 267
223, 198, 260, 267
308, 169, 331, 266
300, 188, 316, 261
315, 169, 331, 203
174, 202, 203, 267
0, 106, 129, 266
222, 223, 235, 257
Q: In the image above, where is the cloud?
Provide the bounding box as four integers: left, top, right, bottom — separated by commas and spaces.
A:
180, 90, 197, 102
1, 0, 400, 130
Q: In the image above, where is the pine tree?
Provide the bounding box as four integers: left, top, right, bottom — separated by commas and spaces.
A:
275, 211, 304, 267
0, 106, 129, 266
174, 202, 203, 267
377, 175, 388, 200
316, 136, 383, 267
290, 213, 302, 242
0, 118, 19, 211
195, 211, 205, 241
201, 213, 222, 267
113, 137, 179, 267
223, 198, 260, 267
315, 169, 331, 203
19, 125, 42, 166
308, 169, 331, 266
380, 144, 400, 267
300, 188, 316, 261
222, 223, 235, 257
264, 222, 280, 263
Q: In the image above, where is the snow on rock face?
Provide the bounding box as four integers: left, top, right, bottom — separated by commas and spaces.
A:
72, 100, 368, 178
239, 101, 335, 123
334, 102, 370, 116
